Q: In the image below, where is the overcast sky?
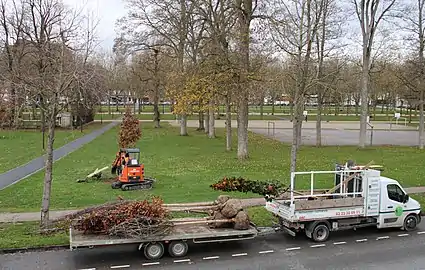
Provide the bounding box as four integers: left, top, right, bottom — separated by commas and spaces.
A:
64, 0, 127, 52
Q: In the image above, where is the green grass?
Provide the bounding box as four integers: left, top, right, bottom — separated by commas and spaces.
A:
0, 222, 68, 249
0, 123, 106, 174
2, 122, 425, 213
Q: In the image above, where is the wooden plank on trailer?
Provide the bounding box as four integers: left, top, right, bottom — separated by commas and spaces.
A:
295, 197, 364, 210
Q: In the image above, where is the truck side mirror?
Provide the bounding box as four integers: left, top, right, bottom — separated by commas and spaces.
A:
403, 194, 409, 203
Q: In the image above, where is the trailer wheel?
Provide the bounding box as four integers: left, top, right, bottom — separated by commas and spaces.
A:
311, 224, 330, 242
143, 242, 164, 260
403, 214, 418, 231
168, 241, 188, 257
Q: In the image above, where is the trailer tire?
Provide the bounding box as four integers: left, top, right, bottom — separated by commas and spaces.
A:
403, 214, 418, 231
168, 241, 188, 257
143, 242, 164, 260
311, 224, 330, 242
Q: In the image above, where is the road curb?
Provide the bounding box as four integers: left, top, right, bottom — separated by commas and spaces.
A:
0, 244, 68, 254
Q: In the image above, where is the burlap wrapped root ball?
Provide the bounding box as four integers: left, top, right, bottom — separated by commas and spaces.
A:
209, 197, 250, 230
221, 199, 243, 218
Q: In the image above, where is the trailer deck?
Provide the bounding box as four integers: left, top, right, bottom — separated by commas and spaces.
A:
70, 224, 259, 249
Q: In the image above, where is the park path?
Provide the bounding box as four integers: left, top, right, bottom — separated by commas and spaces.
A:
0, 121, 120, 191
1, 186, 425, 223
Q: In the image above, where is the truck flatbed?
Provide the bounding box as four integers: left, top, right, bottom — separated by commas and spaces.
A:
70, 224, 259, 250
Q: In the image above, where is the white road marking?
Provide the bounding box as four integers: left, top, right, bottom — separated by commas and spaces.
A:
203, 256, 220, 260
417, 231, 425, 235
174, 259, 191, 263
333, 241, 347, 245
79, 268, 96, 270
310, 244, 326, 248
356, 239, 368, 242
232, 253, 248, 257
398, 234, 409, 237
110, 265, 130, 269
376, 236, 389, 240
259, 250, 274, 254
142, 262, 160, 266
285, 247, 301, 251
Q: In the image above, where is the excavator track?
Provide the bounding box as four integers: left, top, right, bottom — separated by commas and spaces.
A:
120, 177, 155, 191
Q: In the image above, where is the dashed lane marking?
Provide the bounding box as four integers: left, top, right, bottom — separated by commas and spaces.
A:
310, 244, 326, 248
333, 241, 347, 245
79, 268, 96, 270
417, 231, 425, 234
203, 256, 220, 260
142, 262, 160, 266
174, 259, 191, 263
259, 250, 275, 254
376, 236, 389, 240
110, 265, 130, 269
398, 234, 409, 237
356, 239, 368, 242
232, 253, 248, 257
285, 247, 301, 251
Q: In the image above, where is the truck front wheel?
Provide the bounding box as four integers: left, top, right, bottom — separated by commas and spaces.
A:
143, 242, 165, 260
404, 214, 418, 231
311, 224, 330, 242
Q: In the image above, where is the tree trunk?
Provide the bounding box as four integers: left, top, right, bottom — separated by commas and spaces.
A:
204, 112, 209, 134
225, 94, 232, 151
40, 111, 56, 228
359, 54, 370, 148
419, 89, 425, 149
260, 101, 264, 119
208, 102, 215, 138
316, 97, 323, 146
197, 111, 205, 130
180, 114, 188, 136
237, 92, 249, 159
153, 102, 160, 128
290, 92, 303, 173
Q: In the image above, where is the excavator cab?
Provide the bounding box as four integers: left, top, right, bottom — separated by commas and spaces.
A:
111, 148, 154, 191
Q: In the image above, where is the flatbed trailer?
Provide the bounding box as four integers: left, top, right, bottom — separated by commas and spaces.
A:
70, 224, 277, 260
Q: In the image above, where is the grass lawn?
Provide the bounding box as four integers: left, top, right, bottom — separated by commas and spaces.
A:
0, 222, 68, 249
1, 123, 425, 213
0, 123, 106, 174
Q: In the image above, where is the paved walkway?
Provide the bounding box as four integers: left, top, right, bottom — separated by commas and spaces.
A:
1, 186, 425, 223
0, 121, 120, 191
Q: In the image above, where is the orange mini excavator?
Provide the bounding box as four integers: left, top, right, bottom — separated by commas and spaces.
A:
111, 148, 154, 191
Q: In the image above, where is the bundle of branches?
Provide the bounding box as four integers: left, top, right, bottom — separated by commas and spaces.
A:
109, 217, 174, 238
73, 196, 171, 237
210, 177, 288, 197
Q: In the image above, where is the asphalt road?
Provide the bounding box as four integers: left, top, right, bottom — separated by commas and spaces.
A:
0, 121, 119, 191
253, 128, 420, 146
2, 224, 425, 270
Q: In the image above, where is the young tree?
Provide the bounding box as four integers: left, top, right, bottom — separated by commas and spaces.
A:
7, 0, 100, 227
353, 0, 396, 147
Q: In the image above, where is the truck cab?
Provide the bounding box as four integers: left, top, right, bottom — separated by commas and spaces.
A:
378, 177, 421, 230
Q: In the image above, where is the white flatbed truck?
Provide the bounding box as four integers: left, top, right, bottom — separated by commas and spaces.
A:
69, 223, 276, 260
265, 165, 422, 242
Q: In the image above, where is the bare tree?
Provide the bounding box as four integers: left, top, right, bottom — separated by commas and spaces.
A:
353, 0, 396, 147
268, 0, 323, 172
6, 0, 100, 227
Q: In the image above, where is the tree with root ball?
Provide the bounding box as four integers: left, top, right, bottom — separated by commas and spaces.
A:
119, 108, 141, 148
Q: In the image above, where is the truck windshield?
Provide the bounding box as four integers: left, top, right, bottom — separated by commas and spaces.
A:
387, 184, 405, 203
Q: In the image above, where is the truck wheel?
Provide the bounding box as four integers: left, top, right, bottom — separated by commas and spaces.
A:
312, 224, 330, 242
168, 241, 188, 257
404, 214, 418, 231
143, 242, 164, 260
